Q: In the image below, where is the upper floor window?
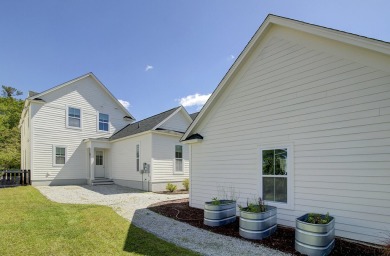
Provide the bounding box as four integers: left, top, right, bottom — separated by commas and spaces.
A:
98, 113, 109, 132
175, 145, 183, 173
67, 107, 81, 128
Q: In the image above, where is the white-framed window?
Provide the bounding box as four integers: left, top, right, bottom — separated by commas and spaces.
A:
136, 144, 140, 172
53, 145, 67, 166
98, 113, 109, 132
66, 106, 81, 129
174, 145, 183, 173
260, 144, 294, 209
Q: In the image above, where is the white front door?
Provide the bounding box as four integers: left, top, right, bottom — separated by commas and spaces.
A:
95, 150, 105, 178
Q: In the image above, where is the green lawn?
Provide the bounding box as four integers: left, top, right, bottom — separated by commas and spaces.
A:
0, 186, 199, 256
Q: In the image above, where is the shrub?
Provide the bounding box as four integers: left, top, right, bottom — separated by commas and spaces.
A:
239, 197, 266, 213
166, 183, 177, 192
182, 178, 189, 191
211, 197, 221, 205
306, 212, 331, 224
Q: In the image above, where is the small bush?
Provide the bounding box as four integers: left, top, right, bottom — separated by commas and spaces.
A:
306, 212, 331, 224
166, 183, 177, 192
182, 178, 189, 191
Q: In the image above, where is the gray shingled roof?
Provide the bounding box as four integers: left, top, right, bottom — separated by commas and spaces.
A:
189, 112, 199, 120
110, 107, 180, 141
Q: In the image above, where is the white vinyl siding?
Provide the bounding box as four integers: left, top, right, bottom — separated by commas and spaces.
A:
151, 133, 189, 182
110, 133, 151, 181
30, 76, 130, 181
189, 27, 390, 245
159, 111, 191, 132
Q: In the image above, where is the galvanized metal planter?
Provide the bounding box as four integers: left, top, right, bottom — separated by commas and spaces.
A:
204, 200, 236, 227
239, 205, 277, 240
295, 214, 335, 256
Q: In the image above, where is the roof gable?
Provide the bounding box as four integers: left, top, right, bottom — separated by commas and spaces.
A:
182, 14, 390, 141
110, 106, 191, 141
29, 72, 134, 120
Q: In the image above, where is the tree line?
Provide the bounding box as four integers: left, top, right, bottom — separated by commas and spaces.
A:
0, 86, 24, 169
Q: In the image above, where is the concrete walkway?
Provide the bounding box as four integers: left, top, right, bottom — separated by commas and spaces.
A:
37, 185, 288, 256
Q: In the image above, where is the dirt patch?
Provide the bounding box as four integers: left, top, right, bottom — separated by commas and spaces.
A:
148, 199, 384, 256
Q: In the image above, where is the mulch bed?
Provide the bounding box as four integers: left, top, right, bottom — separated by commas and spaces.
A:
153, 190, 189, 195
148, 198, 385, 256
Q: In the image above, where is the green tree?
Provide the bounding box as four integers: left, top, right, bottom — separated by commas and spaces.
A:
2, 85, 23, 98
0, 87, 24, 169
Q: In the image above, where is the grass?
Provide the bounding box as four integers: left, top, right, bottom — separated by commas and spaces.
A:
0, 186, 199, 256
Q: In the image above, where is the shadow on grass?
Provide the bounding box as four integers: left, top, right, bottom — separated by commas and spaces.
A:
123, 209, 199, 256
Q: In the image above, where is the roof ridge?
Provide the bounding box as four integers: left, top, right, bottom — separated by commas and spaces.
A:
132, 106, 180, 124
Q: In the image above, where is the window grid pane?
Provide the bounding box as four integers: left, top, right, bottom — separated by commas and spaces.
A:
98, 113, 109, 131
175, 145, 183, 172
136, 144, 140, 171
68, 107, 81, 127
55, 147, 65, 165
262, 148, 288, 203
175, 159, 183, 172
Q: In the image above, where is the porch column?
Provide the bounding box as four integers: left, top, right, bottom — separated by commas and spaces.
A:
90, 146, 95, 181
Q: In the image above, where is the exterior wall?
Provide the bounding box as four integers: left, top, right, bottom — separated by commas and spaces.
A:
189, 26, 390, 244
20, 106, 31, 170
109, 133, 152, 191
151, 133, 189, 189
159, 110, 192, 132
30, 76, 130, 184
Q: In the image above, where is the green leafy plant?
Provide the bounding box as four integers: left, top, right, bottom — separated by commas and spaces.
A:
306, 212, 331, 224
239, 197, 267, 213
211, 197, 221, 205
182, 178, 189, 191
166, 183, 177, 192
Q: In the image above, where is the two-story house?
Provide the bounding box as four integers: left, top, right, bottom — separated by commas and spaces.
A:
19, 73, 191, 191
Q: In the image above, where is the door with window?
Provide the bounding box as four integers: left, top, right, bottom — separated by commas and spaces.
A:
95, 150, 105, 178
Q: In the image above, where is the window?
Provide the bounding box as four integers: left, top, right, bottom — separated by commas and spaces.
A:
96, 151, 103, 165
98, 113, 109, 132
67, 107, 81, 128
262, 148, 288, 203
136, 144, 140, 172
54, 146, 66, 165
175, 145, 183, 172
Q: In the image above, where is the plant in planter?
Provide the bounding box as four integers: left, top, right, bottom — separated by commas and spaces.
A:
203, 187, 239, 227
295, 212, 335, 256
238, 197, 277, 240
204, 197, 236, 227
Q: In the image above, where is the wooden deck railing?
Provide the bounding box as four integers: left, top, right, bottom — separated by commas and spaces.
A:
0, 170, 31, 187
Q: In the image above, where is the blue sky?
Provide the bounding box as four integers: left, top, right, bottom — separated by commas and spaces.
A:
1, 1, 389, 120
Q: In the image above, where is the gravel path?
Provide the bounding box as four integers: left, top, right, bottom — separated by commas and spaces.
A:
37, 185, 288, 256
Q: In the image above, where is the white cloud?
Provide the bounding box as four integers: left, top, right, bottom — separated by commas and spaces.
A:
118, 99, 130, 109
145, 65, 154, 71
178, 93, 211, 109
230, 55, 235, 59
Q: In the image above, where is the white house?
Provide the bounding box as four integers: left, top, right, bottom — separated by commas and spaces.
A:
182, 15, 390, 245
107, 106, 193, 191
19, 73, 192, 191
